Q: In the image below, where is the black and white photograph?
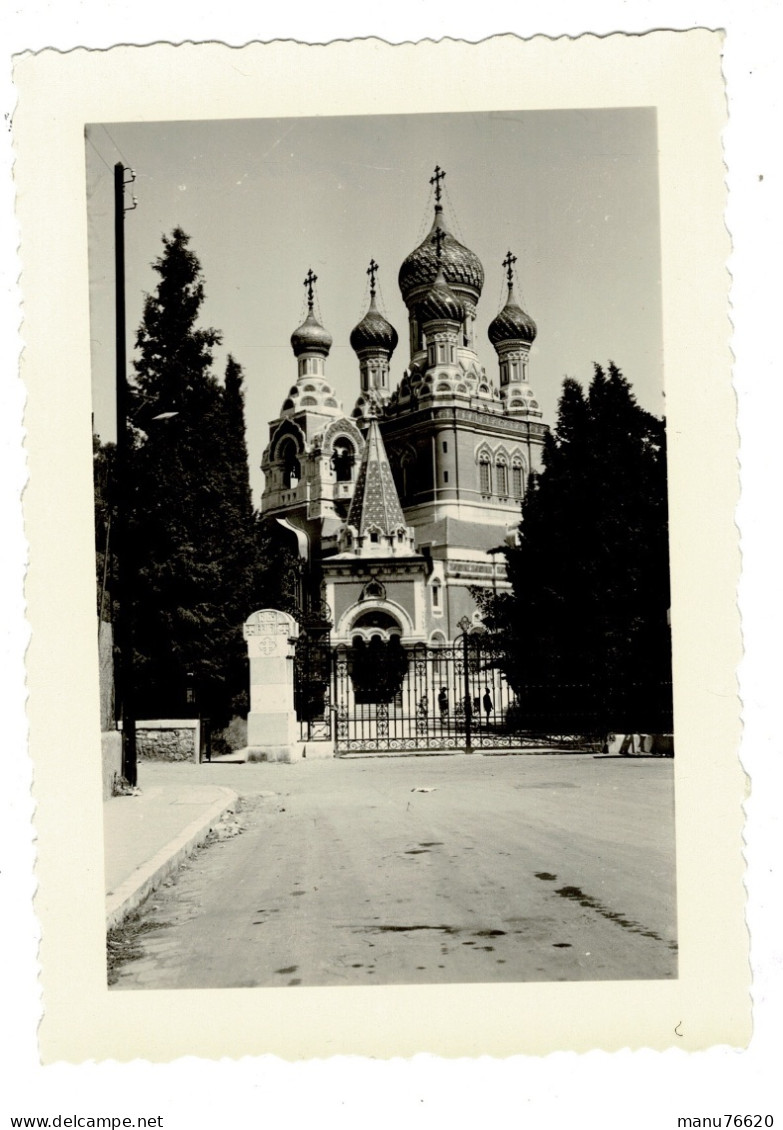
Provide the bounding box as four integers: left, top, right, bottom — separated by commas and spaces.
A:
87, 107, 677, 991
14, 32, 751, 1067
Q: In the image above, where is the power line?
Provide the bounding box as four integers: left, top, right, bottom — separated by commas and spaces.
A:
101, 124, 132, 169
86, 131, 112, 173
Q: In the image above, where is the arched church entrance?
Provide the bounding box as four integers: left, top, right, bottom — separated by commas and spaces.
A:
347, 633, 408, 706
350, 608, 402, 640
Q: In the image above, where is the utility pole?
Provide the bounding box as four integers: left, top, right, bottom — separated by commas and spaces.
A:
114, 162, 137, 785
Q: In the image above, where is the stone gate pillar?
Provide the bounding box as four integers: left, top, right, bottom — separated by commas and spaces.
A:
244, 608, 299, 763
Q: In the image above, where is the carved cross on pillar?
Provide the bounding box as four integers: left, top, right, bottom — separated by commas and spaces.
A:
430, 164, 446, 203
502, 250, 517, 288
432, 226, 446, 263
304, 268, 318, 309
367, 258, 379, 297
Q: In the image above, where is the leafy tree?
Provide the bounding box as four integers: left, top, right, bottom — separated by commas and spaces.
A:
126, 228, 255, 726
251, 515, 302, 619
487, 362, 672, 736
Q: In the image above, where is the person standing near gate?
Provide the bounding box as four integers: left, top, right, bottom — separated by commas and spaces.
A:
438, 686, 449, 725
483, 687, 493, 722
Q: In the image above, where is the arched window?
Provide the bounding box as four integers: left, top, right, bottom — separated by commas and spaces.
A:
496, 458, 508, 499
512, 462, 524, 499
352, 609, 401, 633
431, 630, 447, 679
331, 438, 355, 483
361, 577, 386, 601
479, 455, 491, 495
278, 438, 301, 488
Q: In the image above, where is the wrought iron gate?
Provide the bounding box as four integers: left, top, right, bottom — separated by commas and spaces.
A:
294, 633, 332, 743
295, 634, 580, 754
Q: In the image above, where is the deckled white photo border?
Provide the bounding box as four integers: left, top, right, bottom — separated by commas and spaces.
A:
14, 31, 747, 1062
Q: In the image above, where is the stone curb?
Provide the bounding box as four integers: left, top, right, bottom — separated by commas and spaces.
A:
105, 785, 238, 931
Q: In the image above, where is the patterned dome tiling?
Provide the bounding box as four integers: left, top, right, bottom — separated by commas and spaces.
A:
350, 296, 399, 354
488, 287, 538, 345
399, 207, 484, 303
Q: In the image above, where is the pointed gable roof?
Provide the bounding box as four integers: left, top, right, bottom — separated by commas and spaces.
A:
347, 418, 406, 536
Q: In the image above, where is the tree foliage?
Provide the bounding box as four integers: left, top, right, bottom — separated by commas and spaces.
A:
126, 229, 255, 725
251, 515, 302, 619
486, 363, 672, 736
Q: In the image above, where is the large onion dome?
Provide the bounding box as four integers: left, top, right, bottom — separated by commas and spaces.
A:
488, 286, 537, 346
350, 294, 399, 355
290, 308, 333, 357
418, 266, 465, 324
399, 206, 484, 305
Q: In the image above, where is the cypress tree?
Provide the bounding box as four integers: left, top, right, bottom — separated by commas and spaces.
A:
216, 354, 256, 714
127, 228, 254, 726
498, 363, 672, 735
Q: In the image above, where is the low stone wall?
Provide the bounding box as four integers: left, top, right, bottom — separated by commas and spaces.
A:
101, 730, 123, 800
136, 719, 201, 762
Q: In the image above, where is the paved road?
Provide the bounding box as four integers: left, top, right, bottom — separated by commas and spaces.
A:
110, 754, 677, 989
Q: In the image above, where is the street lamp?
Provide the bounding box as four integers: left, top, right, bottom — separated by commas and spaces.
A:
457, 615, 473, 753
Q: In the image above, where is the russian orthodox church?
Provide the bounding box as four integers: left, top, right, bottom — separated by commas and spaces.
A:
260, 168, 548, 648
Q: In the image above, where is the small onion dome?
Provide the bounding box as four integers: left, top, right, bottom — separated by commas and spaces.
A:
418, 266, 464, 324
290, 309, 333, 357
488, 287, 537, 346
350, 295, 399, 355
399, 207, 484, 304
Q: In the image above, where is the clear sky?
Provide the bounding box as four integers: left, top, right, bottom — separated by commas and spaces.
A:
86, 108, 663, 504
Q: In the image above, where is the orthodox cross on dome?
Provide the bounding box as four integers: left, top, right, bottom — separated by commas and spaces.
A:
432, 226, 446, 263
430, 164, 446, 204
303, 267, 318, 310
502, 250, 517, 288
367, 258, 379, 297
